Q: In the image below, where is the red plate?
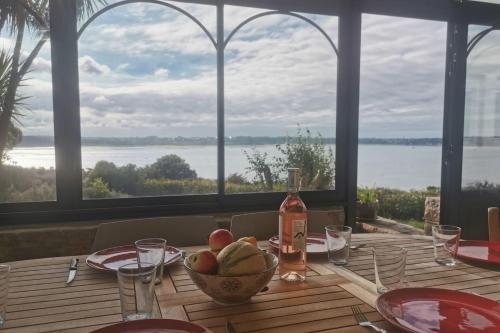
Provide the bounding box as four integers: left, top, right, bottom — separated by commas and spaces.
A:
90, 319, 212, 333
86, 245, 182, 272
268, 232, 327, 254
456, 240, 500, 265
376, 288, 500, 333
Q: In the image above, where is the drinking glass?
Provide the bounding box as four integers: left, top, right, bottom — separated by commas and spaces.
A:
117, 263, 156, 321
325, 225, 352, 265
136, 238, 166, 285
0, 265, 10, 327
432, 225, 461, 266
373, 246, 407, 294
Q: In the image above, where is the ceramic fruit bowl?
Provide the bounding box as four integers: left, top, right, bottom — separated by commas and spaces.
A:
184, 252, 278, 305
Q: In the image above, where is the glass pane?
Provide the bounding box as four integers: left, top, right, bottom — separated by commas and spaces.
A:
78, 2, 217, 199
225, 7, 338, 193
460, 25, 500, 240
0, 20, 56, 202
463, 26, 500, 189
359, 14, 446, 227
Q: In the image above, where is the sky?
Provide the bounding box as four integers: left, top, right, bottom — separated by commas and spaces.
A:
1, 2, 499, 139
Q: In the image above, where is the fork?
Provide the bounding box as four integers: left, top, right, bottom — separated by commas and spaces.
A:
225, 321, 237, 333
351, 305, 387, 333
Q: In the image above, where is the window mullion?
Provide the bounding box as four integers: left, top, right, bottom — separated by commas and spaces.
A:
217, 2, 225, 198
336, 1, 362, 231
50, 0, 83, 208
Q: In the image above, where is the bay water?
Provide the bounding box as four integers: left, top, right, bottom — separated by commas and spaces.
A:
6, 144, 500, 190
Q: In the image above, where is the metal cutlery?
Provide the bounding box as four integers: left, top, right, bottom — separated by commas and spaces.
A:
351, 305, 387, 333
423, 244, 443, 250
66, 258, 79, 285
350, 243, 367, 250
225, 321, 238, 333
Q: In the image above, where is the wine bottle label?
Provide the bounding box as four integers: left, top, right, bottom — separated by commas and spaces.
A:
292, 219, 306, 251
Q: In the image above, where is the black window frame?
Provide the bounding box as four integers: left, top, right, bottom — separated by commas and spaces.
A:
0, 0, 499, 230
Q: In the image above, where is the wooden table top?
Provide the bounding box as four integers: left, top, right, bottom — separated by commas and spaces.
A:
337, 233, 500, 302
2, 233, 499, 332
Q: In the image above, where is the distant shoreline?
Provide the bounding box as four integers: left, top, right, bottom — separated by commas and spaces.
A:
15, 135, 500, 147
15, 135, 446, 147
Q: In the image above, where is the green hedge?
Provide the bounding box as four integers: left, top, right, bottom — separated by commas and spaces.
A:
1, 165, 442, 222
138, 178, 285, 195
374, 187, 440, 221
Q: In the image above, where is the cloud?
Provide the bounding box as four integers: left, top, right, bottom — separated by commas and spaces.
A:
358, 14, 448, 138
117, 63, 129, 71
154, 68, 169, 77
32, 57, 52, 72
9, 4, 500, 140
79, 55, 111, 75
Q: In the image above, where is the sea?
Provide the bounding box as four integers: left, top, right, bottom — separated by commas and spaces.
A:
6, 144, 500, 190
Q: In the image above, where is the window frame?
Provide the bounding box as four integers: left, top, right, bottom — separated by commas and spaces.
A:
0, 0, 499, 228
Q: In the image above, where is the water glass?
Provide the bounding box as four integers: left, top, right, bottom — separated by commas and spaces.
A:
432, 225, 461, 266
325, 225, 352, 265
136, 238, 166, 285
117, 263, 156, 321
373, 246, 407, 294
0, 265, 10, 327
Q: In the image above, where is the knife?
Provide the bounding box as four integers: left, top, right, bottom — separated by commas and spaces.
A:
66, 258, 79, 285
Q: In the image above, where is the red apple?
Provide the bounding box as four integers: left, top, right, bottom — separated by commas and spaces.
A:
189, 250, 218, 274
209, 229, 234, 251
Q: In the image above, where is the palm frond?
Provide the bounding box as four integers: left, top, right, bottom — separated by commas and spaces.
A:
0, 0, 26, 34
76, 0, 108, 21
0, 49, 28, 124
24, 0, 50, 34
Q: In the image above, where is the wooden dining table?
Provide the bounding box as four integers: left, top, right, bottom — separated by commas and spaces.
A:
3, 233, 500, 333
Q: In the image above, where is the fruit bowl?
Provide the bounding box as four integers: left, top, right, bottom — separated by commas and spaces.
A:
184, 252, 278, 305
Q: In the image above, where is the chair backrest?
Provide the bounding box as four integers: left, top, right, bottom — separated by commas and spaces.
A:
230, 211, 279, 241
230, 209, 345, 240
91, 215, 217, 252
488, 207, 500, 242
307, 209, 345, 233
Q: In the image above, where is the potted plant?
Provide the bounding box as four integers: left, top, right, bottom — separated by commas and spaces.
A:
357, 188, 379, 221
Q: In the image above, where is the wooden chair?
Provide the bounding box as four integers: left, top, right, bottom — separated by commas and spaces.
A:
488, 207, 500, 242
91, 215, 218, 252
230, 209, 345, 240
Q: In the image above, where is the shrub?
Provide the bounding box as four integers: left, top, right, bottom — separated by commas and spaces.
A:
244, 127, 334, 190
374, 187, 440, 221
226, 173, 249, 185
358, 187, 377, 205
83, 177, 116, 199
274, 128, 334, 190
0, 165, 56, 202
144, 155, 197, 180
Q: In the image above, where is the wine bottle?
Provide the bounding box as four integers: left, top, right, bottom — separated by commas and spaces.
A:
279, 168, 307, 282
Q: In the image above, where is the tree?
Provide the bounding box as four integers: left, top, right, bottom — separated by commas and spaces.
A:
0, 0, 107, 164
144, 154, 197, 180
87, 161, 141, 194
244, 127, 335, 190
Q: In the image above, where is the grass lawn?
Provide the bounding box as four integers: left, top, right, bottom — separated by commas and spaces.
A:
396, 219, 425, 230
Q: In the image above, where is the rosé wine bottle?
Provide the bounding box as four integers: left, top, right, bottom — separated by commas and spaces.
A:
279, 168, 307, 282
